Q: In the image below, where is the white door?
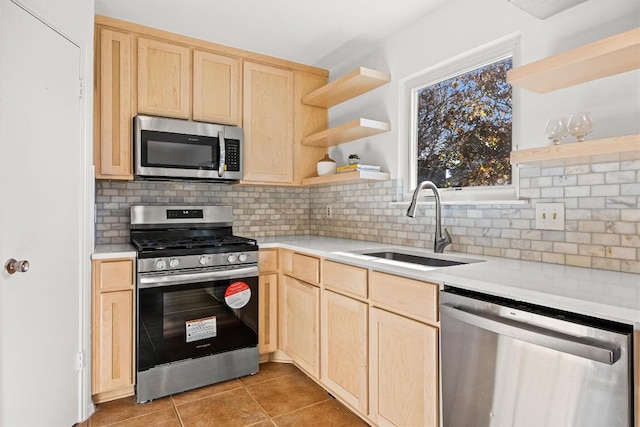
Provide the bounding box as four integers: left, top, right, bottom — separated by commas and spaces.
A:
0, 1, 82, 425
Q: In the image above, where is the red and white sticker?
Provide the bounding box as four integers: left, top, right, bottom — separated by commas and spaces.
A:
224, 281, 251, 309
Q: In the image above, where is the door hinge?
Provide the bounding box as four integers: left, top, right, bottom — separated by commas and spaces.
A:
77, 351, 84, 371
79, 79, 85, 99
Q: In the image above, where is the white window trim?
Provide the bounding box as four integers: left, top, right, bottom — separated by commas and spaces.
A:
399, 32, 522, 203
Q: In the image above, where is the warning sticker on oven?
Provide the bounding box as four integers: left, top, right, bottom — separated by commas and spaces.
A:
186, 316, 217, 343
224, 281, 251, 309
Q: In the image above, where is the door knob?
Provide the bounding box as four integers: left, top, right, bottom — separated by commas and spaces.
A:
5, 258, 30, 274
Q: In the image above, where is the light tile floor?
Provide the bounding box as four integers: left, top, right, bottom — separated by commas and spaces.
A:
78, 362, 368, 427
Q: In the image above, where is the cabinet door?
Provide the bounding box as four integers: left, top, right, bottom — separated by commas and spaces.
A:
321, 290, 368, 413
242, 62, 294, 183
193, 50, 240, 125
95, 27, 133, 180
137, 37, 190, 119
93, 290, 134, 397
370, 308, 438, 427
258, 273, 278, 355
281, 275, 319, 377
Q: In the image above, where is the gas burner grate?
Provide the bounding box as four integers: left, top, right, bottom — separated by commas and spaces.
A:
132, 235, 257, 252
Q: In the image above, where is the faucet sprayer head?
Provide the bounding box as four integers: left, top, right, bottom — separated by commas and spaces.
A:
406, 200, 418, 218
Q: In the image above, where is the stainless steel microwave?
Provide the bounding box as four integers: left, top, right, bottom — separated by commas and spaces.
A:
134, 115, 243, 181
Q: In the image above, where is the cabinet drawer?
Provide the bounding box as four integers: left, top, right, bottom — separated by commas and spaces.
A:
292, 253, 320, 285
281, 251, 320, 285
94, 258, 135, 292
259, 249, 278, 273
369, 271, 438, 323
323, 260, 367, 299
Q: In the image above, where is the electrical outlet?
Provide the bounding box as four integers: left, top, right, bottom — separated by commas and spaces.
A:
535, 202, 565, 230
326, 205, 332, 218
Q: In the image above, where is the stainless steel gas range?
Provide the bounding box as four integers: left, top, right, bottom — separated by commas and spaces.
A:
130, 205, 259, 403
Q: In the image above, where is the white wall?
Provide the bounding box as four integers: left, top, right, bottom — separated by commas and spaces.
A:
325, 0, 640, 189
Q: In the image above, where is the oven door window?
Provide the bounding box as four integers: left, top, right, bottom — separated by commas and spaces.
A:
141, 130, 218, 170
137, 276, 258, 372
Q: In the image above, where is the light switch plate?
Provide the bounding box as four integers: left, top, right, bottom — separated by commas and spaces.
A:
535, 202, 565, 230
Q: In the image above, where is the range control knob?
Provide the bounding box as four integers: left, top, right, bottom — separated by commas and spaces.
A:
238, 253, 248, 263
199, 256, 210, 266
169, 258, 179, 268
155, 259, 167, 270
227, 254, 238, 263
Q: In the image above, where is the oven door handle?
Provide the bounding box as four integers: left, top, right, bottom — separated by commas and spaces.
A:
138, 266, 258, 288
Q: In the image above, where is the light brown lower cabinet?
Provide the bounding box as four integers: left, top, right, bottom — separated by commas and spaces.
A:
91, 257, 136, 404
369, 307, 439, 427
281, 274, 320, 378
321, 289, 368, 414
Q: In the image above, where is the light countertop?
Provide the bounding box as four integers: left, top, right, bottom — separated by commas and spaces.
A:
259, 236, 640, 326
92, 244, 137, 260
93, 236, 639, 325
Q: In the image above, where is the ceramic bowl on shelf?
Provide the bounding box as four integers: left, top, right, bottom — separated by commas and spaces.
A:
316, 154, 336, 176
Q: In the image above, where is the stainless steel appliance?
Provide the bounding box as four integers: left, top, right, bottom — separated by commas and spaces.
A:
134, 115, 242, 181
440, 286, 633, 427
130, 205, 258, 402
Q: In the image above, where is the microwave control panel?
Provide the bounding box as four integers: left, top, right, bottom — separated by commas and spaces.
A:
225, 140, 240, 172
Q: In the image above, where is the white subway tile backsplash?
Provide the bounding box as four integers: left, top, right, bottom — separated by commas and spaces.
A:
621, 183, 640, 196
565, 186, 591, 197
592, 257, 621, 271
541, 187, 564, 198
95, 160, 639, 273
578, 173, 605, 186
520, 188, 541, 198
592, 233, 621, 246
578, 197, 606, 209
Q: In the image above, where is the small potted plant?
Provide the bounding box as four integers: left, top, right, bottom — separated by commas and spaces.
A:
348, 154, 360, 165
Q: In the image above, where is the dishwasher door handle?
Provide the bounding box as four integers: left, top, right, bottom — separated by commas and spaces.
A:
440, 304, 621, 365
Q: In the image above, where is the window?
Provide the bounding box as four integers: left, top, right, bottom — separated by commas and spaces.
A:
403, 35, 519, 201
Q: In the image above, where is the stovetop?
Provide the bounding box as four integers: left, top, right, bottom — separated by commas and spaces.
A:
132, 235, 257, 252
129, 205, 258, 260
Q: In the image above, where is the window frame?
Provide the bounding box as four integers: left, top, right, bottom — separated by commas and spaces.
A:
400, 33, 521, 203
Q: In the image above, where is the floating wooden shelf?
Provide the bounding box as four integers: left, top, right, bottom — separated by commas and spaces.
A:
510, 134, 640, 166
302, 67, 390, 108
302, 118, 390, 147
507, 27, 640, 93
302, 171, 390, 187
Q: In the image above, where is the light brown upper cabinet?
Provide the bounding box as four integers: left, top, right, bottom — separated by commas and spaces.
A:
193, 50, 241, 125
137, 37, 191, 119
94, 15, 329, 185
242, 61, 295, 183
94, 26, 134, 180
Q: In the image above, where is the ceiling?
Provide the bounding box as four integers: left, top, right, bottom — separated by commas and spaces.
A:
94, 0, 447, 68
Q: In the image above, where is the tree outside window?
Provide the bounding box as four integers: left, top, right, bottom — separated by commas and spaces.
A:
415, 57, 513, 188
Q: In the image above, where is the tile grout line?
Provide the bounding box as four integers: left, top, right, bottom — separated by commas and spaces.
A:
242, 370, 334, 425
241, 376, 278, 426
170, 395, 186, 427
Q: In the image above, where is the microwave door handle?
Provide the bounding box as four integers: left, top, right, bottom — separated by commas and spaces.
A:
218, 131, 226, 177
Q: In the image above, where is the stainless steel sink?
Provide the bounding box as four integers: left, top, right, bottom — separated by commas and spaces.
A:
363, 251, 466, 267
339, 248, 484, 269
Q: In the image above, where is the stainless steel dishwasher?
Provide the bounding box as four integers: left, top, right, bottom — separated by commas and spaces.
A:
440, 286, 633, 427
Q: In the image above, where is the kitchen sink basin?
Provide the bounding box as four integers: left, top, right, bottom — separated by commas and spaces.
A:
338, 248, 484, 269
363, 251, 466, 267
